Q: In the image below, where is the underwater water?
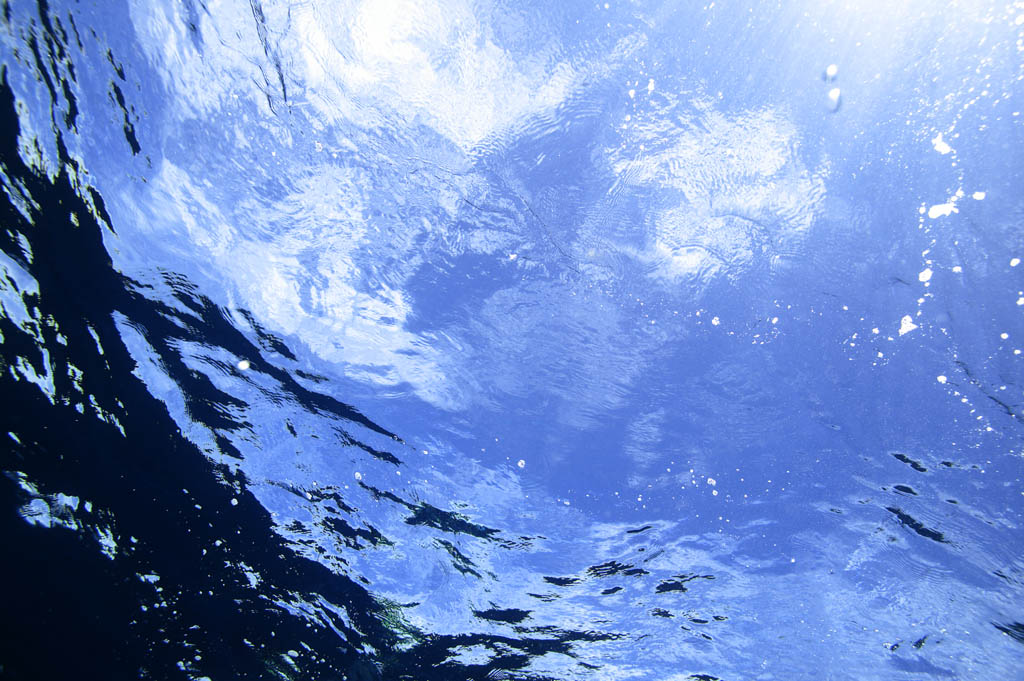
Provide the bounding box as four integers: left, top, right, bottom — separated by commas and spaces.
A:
1, 0, 1023, 679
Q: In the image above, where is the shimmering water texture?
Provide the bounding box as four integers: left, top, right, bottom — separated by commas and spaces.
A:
2, 1, 1024, 679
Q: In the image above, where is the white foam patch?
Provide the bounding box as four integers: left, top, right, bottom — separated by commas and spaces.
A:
608, 100, 827, 287
135, 160, 462, 409
130, 0, 578, 151
898, 315, 918, 336
928, 202, 958, 219
128, 0, 274, 117
931, 132, 953, 155
294, 0, 578, 150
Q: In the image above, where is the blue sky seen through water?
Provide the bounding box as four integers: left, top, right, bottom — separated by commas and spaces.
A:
1, 0, 1023, 679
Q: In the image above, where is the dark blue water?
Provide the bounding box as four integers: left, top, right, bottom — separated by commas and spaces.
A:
2, 1, 1023, 679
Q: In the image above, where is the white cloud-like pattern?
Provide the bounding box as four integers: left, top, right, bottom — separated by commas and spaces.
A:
607, 99, 827, 286
297, 0, 578, 151
122, 1, 827, 419
130, 0, 579, 151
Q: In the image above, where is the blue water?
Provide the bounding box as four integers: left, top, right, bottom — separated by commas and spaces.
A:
1, 1, 1023, 679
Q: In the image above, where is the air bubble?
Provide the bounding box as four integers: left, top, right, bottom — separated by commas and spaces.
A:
826, 88, 841, 112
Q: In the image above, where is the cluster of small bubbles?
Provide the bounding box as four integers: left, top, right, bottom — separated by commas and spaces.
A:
619, 66, 657, 139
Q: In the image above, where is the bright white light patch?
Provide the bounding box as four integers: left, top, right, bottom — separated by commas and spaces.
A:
928, 203, 957, 219
918, 268, 932, 283
931, 133, 952, 155
898, 315, 918, 336
937, 375, 947, 384
972, 191, 986, 200
237, 359, 251, 371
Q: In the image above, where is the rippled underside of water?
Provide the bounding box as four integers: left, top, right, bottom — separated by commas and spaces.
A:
2, 1, 1024, 679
